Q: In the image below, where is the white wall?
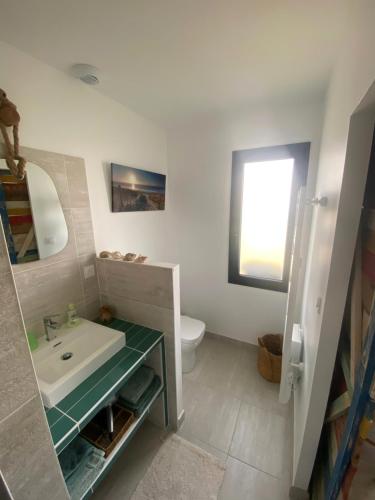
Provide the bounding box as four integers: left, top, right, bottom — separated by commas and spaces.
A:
0, 41, 168, 260
166, 97, 325, 344
294, 0, 375, 489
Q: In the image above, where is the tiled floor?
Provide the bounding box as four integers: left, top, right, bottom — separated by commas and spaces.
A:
93, 334, 292, 500
178, 335, 292, 500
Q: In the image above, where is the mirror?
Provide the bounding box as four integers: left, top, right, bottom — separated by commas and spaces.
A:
0, 160, 68, 264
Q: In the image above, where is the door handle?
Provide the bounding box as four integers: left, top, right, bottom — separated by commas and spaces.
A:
288, 324, 304, 391
306, 196, 328, 207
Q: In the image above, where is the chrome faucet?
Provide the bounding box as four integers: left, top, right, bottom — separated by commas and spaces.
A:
43, 314, 61, 341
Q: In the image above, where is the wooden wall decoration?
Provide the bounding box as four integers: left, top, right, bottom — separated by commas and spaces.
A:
0, 169, 38, 264
0, 89, 26, 180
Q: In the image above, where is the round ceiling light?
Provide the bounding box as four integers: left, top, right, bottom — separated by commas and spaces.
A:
70, 64, 100, 85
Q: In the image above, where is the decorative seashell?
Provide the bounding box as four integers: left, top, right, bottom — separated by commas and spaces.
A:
99, 250, 112, 259
111, 251, 123, 260
134, 255, 147, 263
123, 253, 137, 262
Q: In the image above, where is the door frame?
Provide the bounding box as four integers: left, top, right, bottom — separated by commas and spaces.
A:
291, 81, 375, 491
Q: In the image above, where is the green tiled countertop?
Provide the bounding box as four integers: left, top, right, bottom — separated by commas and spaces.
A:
44, 319, 164, 454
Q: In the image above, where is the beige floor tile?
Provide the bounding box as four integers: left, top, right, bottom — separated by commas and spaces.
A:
175, 431, 228, 465
92, 421, 168, 500
229, 348, 290, 418
184, 336, 245, 391
93, 334, 292, 500
219, 457, 289, 500
229, 402, 289, 478
179, 379, 241, 453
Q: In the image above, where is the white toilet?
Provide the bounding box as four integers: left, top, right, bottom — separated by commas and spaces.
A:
180, 315, 206, 373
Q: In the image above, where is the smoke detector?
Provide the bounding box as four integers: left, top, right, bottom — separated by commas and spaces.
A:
70, 64, 100, 85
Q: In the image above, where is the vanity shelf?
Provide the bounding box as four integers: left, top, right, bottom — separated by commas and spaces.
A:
44, 318, 168, 498
80, 382, 164, 499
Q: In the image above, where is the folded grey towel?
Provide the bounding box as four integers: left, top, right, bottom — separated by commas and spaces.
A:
119, 365, 155, 405
119, 375, 162, 416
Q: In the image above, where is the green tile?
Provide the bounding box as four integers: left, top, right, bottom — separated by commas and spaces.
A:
90, 388, 164, 492
43, 318, 164, 458
111, 319, 133, 332
126, 325, 151, 348
55, 426, 80, 455
133, 330, 163, 353
45, 406, 65, 427
95, 317, 163, 353
126, 326, 162, 352
67, 350, 144, 427
56, 347, 135, 414
96, 318, 132, 333
49, 413, 78, 453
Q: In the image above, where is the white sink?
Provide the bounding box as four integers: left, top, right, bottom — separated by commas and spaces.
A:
32, 318, 125, 408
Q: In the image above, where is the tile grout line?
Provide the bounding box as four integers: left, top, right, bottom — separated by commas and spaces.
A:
54, 420, 80, 450
54, 328, 161, 415
131, 328, 160, 352
0, 394, 37, 426
203, 339, 287, 480
50, 324, 163, 452
74, 355, 146, 428
12, 253, 78, 276
47, 408, 67, 429
58, 348, 140, 414
131, 334, 164, 355
97, 286, 174, 311
226, 394, 243, 459
226, 452, 284, 481
55, 407, 79, 425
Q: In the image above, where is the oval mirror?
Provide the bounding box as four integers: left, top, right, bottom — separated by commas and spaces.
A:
0, 160, 68, 264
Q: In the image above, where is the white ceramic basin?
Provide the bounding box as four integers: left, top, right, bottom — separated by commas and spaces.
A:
32, 318, 125, 408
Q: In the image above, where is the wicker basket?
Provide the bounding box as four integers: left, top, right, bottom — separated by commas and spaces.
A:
257, 334, 283, 383
80, 403, 135, 457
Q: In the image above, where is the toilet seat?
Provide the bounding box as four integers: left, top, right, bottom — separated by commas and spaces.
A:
181, 315, 205, 345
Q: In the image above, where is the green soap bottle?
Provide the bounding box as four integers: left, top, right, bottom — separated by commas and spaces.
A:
67, 303, 80, 327
27, 332, 39, 351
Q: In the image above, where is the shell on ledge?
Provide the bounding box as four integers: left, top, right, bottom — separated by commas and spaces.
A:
99, 250, 112, 259
123, 253, 137, 262
134, 255, 148, 263
111, 251, 123, 260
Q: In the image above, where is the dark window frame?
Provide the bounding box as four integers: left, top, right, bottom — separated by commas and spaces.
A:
228, 142, 310, 293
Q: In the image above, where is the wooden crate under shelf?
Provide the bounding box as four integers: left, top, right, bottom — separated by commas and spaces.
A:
80, 403, 135, 458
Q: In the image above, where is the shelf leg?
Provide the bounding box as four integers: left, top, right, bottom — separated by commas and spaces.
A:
160, 339, 169, 428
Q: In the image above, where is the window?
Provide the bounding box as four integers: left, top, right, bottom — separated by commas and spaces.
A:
228, 143, 310, 292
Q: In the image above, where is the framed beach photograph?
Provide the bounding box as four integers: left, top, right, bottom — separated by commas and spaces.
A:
111, 163, 166, 212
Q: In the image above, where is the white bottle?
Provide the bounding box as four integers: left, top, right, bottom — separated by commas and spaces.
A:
67, 303, 80, 327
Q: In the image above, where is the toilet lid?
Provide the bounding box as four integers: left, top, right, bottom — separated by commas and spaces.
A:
181, 315, 205, 344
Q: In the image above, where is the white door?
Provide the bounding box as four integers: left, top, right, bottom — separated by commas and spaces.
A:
280, 83, 375, 492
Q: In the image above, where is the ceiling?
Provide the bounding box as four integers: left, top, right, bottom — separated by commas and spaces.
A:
0, 0, 352, 126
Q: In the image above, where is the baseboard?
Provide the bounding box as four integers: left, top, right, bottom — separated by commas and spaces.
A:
177, 409, 185, 429
205, 330, 257, 350
289, 486, 309, 500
